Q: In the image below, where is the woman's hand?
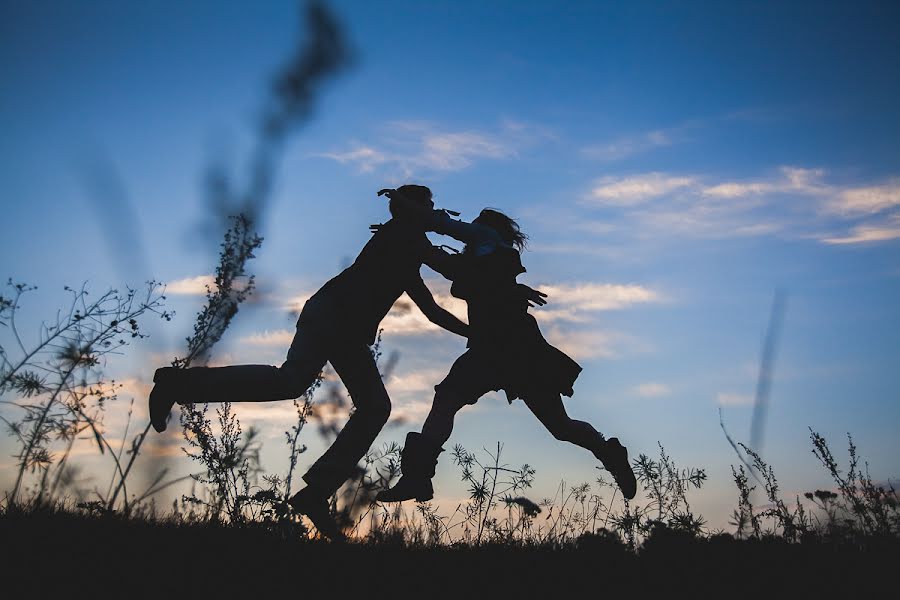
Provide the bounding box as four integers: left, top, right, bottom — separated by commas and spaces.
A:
517, 283, 549, 307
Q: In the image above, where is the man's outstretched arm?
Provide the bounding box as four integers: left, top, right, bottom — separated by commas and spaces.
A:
378, 188, 503, 248
405, 274, 468, 338
423, 244, 461, 282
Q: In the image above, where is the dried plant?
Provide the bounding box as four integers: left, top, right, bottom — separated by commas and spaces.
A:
0, 279, 170, 507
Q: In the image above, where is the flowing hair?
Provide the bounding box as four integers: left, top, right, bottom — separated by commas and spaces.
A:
475, 208, 528, 251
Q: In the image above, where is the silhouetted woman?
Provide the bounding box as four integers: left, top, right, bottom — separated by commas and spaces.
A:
148, 185, 468, 538
375, 192, 637, 503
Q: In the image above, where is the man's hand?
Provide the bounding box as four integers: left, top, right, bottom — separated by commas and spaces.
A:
518, 283, 548, 308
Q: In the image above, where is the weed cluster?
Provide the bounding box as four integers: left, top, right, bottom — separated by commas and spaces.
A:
1, 279, 170, 509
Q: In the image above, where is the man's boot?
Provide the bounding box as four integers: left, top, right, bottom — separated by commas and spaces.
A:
149, 367, 183, 433
376, 432, 444, 503
288, 486, 345, 541
593, 436, 638, 500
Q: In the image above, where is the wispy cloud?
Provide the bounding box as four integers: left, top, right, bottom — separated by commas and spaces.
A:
716, 392, 754, 406
820, 215, 900, 245
582, 129, 674, 161
578, 167, 900, 245
545, 326, 620, 360
242, 329, 296, 346
534, 283, 662, 323
165, 274, 256, 296
318, 146, 388, 172
633, 382, 671, 398
701, 167, 826, 198
378, 292, 468, 335
824, 182, 900, 216
316, 119, 551, 178
239, 280, 657, 364
388, 398, 435, 425
166, 275, 215, 295
579, 112, 765, 163
386, 369, 447, 395
586, 173, 696, 205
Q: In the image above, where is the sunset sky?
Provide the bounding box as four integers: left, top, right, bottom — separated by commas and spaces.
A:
2, 0, 898, 527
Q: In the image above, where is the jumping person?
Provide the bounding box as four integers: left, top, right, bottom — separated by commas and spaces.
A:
148, 185, 470, 539
374, 193, 638, 504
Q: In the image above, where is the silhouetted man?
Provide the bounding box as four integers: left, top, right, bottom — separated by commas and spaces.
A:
149, 185, 467, 539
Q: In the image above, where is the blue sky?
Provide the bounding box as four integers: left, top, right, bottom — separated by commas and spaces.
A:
1, 0, 899, 527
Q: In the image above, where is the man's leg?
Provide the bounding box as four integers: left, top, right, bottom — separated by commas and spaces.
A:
300, 342, 392, 498
149, 323, 327, 432
522, 392, 637, 499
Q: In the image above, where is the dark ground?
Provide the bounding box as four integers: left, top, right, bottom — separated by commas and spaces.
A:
2, 509, 897, 598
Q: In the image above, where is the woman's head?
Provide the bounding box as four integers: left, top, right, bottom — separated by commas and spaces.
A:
473, 208, 528, 251
389, 184, 434, 219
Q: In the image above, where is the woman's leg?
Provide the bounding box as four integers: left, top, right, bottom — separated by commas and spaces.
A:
420, 387, 477, 446
376, 351, 492, 502
523, 392, 638, 499
421, 351, 493, 446
521, 392, 604, 454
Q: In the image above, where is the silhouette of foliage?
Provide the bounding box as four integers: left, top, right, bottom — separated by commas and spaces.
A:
0, 279, 170, 507
808, 429, 899, 537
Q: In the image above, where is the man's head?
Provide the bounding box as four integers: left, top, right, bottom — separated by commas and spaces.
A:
389, 184, 434, 219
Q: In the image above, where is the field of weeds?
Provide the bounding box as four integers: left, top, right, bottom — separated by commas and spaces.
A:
3, 499, 896, 597
2, 208, 899, 597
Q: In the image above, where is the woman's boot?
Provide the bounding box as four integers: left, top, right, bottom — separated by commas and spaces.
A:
376, 432, 443, 502
593, 436, 638, 500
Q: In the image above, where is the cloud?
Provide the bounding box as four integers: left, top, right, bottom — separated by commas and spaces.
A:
166, 275, 215, 295
386, 369, 446, 395
824, 182, 900, 216
388, 398, 435, 425
579, 114, 737, 162
285, 293, 313, 316
237, 280, 657, 371
531, 283, 662, 324
628, 205, 783, 239
716, 392, 754, 406
701, 181, 773, 198
165, 274, 255, 296
545, 327, 618, 360
242, 329, 296, 346
581, 129, 673, 161
576, 166, 900, 245
820, 215, 900, 245
542, 326, 650, 360
318, 146, 388, 173
316, 119, 549, 178
633, 382, 670, 398
586, 173, 696, 205
229, 400, 314, 423
701, 167, 825, 199
419, 130, 513, 170
536, 283, 662, 314
378, 292, 468, 336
